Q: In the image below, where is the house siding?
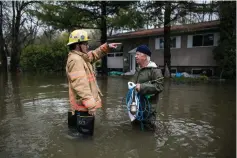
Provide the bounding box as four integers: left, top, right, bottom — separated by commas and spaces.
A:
108, 22, 220, 75
149, 34, 217, 67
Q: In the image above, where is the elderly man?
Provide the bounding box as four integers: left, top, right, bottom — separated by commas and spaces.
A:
130, 45, 164, 130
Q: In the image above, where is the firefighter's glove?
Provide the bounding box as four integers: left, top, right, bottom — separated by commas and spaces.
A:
88, 107, 96, 116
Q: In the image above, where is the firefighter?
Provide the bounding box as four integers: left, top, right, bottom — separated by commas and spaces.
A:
66, 29, 120, 135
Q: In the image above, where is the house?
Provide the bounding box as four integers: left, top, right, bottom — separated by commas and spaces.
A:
107, 20, 220, 76
106, 44, 124, 72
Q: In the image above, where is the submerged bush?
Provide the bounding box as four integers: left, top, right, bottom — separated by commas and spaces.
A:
20, 40, 68, 72
171, 75, 209, 83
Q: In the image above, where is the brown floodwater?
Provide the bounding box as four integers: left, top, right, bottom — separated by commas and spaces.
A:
0, 73, 235, 158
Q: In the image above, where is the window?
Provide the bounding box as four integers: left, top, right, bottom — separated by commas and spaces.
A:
192, 34, 214, 47
170, 38, 176, 48
160, 38, 164, 49
203, 34, 214, 46
170, 68, 177, 73
191, 68, 213, 76
115, 53, 123, 57
159, 37, 176, 49
193, 35, 203, 46
192, 69, 203, 75
108, 53, 123, 57
108, 54, 114, 57
155, 36, 181, 49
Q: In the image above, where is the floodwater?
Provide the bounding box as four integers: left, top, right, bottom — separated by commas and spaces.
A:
0, 73, 235, 158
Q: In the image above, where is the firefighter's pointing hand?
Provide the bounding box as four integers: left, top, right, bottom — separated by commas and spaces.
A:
108, 43, 122, 49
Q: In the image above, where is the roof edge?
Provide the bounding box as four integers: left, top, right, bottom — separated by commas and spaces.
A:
108, 20, 220, 40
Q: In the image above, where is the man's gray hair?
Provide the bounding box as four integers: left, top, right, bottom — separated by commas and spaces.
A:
146, 55, 150, 62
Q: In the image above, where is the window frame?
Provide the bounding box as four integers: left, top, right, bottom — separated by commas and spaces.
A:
170, 68, 177, 73
155, 36, 181, 50
192, 33, 214, 47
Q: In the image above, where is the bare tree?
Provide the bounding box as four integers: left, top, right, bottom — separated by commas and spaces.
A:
0, 1, 7, 72
10, 1, 39, 72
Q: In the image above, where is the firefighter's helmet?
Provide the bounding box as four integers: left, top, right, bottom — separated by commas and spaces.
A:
67, 29, 91, 46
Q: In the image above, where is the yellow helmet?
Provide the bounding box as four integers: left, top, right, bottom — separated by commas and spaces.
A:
67, 29, 91, 46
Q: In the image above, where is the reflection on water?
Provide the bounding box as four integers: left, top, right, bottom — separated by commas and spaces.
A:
0, 73, 235, 158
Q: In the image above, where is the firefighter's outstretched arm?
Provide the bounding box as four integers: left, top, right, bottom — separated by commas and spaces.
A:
88, 43, 122, 63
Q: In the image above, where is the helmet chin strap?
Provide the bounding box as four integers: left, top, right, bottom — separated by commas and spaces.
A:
76, 43, 84, 53
77, 42, 88, 54
79, 45, 83, 53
